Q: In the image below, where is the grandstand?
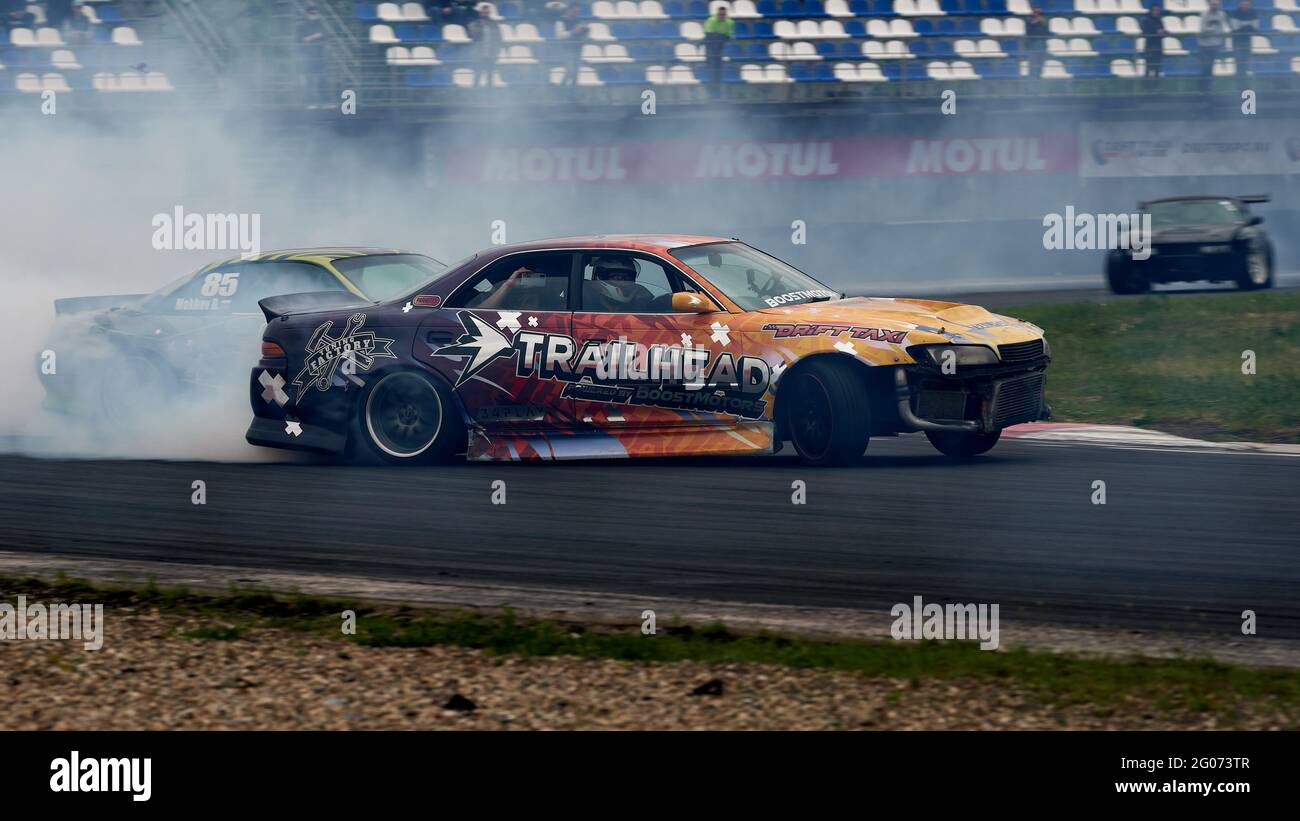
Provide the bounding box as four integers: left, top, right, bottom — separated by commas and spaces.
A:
1, 0, 1297, 106
358, 0, 1300, 90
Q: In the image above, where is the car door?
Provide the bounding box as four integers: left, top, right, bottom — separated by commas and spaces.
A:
571, 250, 750, 429
425, 250, 577, 429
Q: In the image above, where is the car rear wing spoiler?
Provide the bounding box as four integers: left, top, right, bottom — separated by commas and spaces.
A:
259, 291, 369, 323
1239, 195, 1271, 204
53, 294, 146, 316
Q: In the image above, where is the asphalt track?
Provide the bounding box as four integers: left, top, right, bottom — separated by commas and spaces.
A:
2, 278, 1297, 641
1, 435, 1296, 639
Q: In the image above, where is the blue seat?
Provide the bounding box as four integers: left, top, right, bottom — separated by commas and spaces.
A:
753, 20, 776, 37
914, 19, 935, 34
881, 60, 902, 79
757, 0, 780, 14
354, 3, 379, 22
957, 19, 980, 34
845, 20, 865, 36
805, 1, 830, 18
664, 1, 687, 17
688, 0, 709, 16
394, 23, 419, 41
497, 2, 521, 19
849, 0, 870, 14
936, 19, 957, 34
811, 62, 836, 80
419, 24, 442, 42
788, 61, 813, 80
403, 68, 445, 86
99, 6, 124, 23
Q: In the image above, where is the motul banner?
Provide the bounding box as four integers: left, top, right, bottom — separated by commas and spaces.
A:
1081, 120, 1300, 178
429, 134, 1077, 184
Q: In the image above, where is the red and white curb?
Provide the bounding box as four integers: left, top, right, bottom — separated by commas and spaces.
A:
1003, 423, 1300, 456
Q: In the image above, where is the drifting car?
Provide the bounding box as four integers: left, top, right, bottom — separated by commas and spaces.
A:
1105, 195, 1275, 294
247, 236, 1051, 466
42, 248, 446, 426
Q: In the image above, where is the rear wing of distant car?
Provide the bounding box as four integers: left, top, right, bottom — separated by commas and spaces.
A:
1238, 195, 1271, 204
54, 294, 146, 316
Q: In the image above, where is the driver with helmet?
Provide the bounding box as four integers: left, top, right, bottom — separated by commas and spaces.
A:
584, 256, 656, 312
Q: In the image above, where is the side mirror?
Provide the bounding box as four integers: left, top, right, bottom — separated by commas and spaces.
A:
671, 291, 721, 313
1246, 215, 1264, 226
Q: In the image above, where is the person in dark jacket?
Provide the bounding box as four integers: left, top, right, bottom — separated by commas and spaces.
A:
1140, 4, 1164, 78
1024, 6, 1048, 82
468, 3, 502, 87
1229, 0, 1258, 76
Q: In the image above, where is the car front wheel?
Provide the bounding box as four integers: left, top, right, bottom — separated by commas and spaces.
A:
1236, 248, 1273, 290
1105, 257, 1150, 295
926, 428, 1002, 457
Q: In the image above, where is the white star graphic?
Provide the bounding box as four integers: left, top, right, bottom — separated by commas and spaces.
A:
680, 333, 692, 347
434, 311, 516, 386
710, 322, 731, 346
496, 312, 522, 333
528, 316, 539, 327
834, 340, 857, 355
403, 302, 413, 313
285, 420, 303, 437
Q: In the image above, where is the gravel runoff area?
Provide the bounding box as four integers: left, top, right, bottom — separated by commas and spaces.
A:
2, 607, 1296, 731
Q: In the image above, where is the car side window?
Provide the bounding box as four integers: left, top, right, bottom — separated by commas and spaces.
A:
579, 253, 701, 314
449, 252, 571, 312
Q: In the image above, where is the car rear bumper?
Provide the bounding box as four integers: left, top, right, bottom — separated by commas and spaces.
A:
246, 416, 348, 454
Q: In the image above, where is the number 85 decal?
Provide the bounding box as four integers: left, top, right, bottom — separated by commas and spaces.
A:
200, 272, 240, 298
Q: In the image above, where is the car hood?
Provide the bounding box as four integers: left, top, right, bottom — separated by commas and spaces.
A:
757, 296, 1045, 346
1151, 225, 1241, 244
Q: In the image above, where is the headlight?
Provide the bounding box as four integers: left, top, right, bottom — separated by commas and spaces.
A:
1042, 337, 1052, 359
1199, 245, 1232, 254
908, 344, 999, 370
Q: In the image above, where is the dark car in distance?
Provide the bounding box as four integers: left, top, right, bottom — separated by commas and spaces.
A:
1105, 195, 1275, 294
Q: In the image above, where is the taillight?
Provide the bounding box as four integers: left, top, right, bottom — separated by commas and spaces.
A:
261, 341, 286, 358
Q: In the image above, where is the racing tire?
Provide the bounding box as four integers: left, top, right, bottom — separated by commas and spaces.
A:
925, 428, 1002, 458
1235, 248, 1273, 291
1105, 258, 1150, 295
782, 358, 870, 467
353, 369, 462, 465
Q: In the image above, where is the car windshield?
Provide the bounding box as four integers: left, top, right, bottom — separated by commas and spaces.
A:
1146, 200, 1241, 228
669, 242, 838, 312
333, 253, 447, 301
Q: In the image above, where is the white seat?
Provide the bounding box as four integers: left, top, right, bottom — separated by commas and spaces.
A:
645, 64, 666, 83
1110, 57, 1136, 76
1272, 14, 1297, 32
1119, 0, 1143, 12
1163, 35, 1188, 55
36, 27, 65, 46
1116, 15, 1140, 35
1213, 56, 1236, 75
861, 40, 885, 57
51, 49, 81, 69
1049, 17, 1071, 34
16, 72, 42, 92
791, 41, 819, 59
740, 63, 765, 82
377, 3, 402, 21
894, 0, 918, 15
92, 71, 117, 91
927, 60, 951, 79
774, 20, 798, 38
402, 2, 429, 21
977, 38, 1006, 56
669, 64, 699, 83
442, 24, 471, 43
868, 20, 891, 37
409, 45, 439, 64
640, 1, 669, 17
1250, 35, 1277, 54
980, 18, 1003, 36
1003, 18, 1025, 36
1071, 17, 1098, 35
680, 21, 704, 39
888, 20, 916, 37
825, 0, 852, 15
797, 20, 820, 38
822, 20, 848, 38
8, 27, 34, 46
386, 45, 411, 64
593, 1, 617, 17
1096, 0, 1119, 14
117, 71, 144, 91
370, 24, 399, 43
769, 41, 790, 59
886, 40, 911, 57
916, 0, 944, 13
615, 0, 640, 17
144, 71, 174, 91
763, 63, 791, 82
587, 22, 614, 41
1183, 15, 1201, 32
1043, 58, 1071, 77
950, 60, 977, 78
1076, 0, 1097, 12
111, 26, 141, 45
954, 38, 977, 56
577, 66, 604, 85
1008, 0, 1031, 12
732, 0, 760, 17
675, 42, 704, 61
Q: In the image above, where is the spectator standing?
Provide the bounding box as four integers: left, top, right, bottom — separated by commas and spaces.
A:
297, 4, 328, 105
1, 0, 36, 31
468, 3, 502, 87
1197, 0, 1230, 89
702, 5, 734, 97
1140, 4, 1164, 78
46, 0, 75, 30
555, 4, 589, 86
1229, 0, 1258, 77
1024, 6, 1048, 82
67, 2, 94, 44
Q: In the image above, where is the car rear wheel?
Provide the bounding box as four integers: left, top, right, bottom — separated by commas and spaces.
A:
1236, 248, 1273, 291
782, 359, 870, 467
1105, 258, 1150, 295
926, 428, 1002, 457
356, 370, 461, 464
